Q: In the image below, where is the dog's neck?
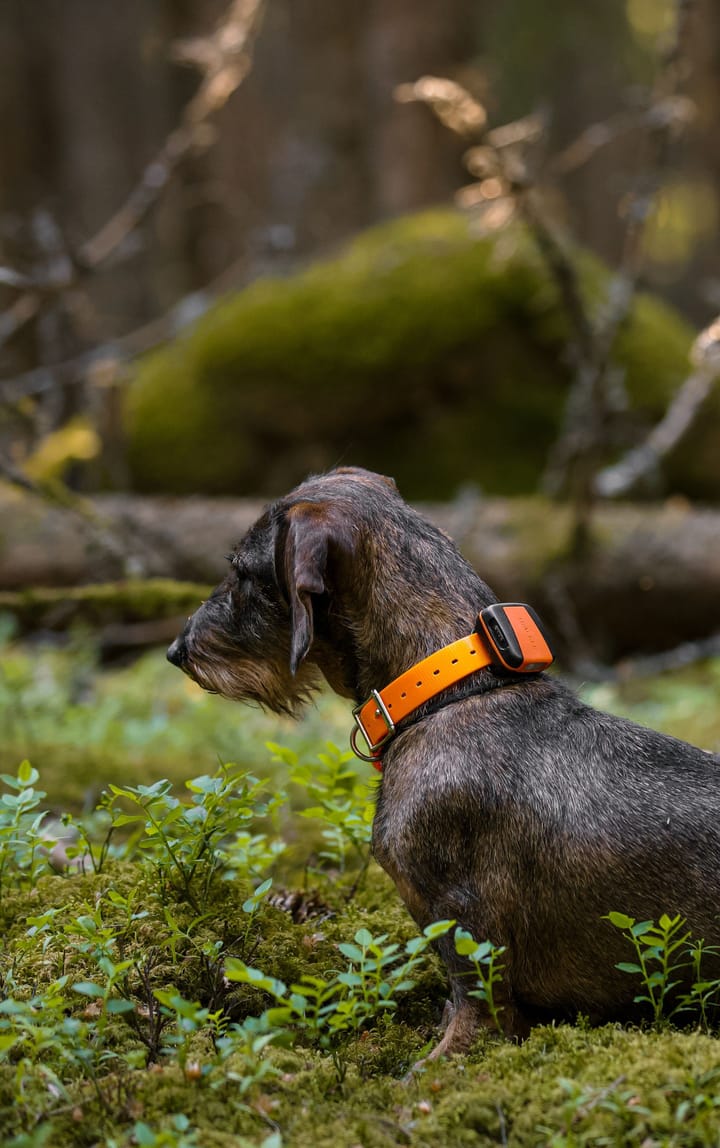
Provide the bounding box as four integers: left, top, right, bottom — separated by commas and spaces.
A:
312, 537, 498, 704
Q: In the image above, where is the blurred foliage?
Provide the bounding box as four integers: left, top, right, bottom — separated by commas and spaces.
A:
0, 618, 717, 814
0, 620, 352, 810
626, 0, 677, 47
23, 417, 101, 484
583, 661, 720, 755
486, 0, 646, 119
642, 181, 720, 269
125, 209, 720, 501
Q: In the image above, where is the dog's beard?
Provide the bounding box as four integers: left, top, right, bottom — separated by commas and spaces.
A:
184, 645, 320, 717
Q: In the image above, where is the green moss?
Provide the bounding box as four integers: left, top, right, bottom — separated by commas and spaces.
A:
125, 208, 719, 501
5, 852, 720, 1146
0, 579, 212, 632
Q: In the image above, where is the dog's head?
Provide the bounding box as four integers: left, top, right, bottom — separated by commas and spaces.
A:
166, 467, 400, 712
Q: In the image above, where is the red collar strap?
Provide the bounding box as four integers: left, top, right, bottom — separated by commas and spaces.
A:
350, 603, 554, 770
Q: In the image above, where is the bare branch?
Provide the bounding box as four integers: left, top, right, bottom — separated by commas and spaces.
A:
550, 97, 695, 177
0, 0, 265, 305
595, 369, 717, 497
0, 267, 35, 290
595, 315, 720, 497
0, 291, 41, 351
0, 255, 254, 403
395, 79, 596, 364
78, 0, 265, 270
0, 0, 266, 581
541, 0, 698, 534
515, 191, 596, 364
395, 76, 487, 137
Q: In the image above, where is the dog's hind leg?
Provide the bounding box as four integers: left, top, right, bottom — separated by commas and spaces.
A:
427, 977, 530, 1060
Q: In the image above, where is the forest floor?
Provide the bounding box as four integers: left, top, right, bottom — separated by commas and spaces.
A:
1, 623, 720, 1148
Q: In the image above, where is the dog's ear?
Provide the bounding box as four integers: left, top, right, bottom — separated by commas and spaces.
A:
278, 502, 334, 675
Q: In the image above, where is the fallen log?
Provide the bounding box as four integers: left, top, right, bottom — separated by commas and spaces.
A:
1, 486, 719, 661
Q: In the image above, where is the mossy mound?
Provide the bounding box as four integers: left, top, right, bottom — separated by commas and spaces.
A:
125, 209, 717, 500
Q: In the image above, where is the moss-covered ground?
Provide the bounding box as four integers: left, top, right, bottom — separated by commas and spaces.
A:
1, 626, 720, 1147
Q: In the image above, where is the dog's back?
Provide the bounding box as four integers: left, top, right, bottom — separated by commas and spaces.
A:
374, 674, 720, 1024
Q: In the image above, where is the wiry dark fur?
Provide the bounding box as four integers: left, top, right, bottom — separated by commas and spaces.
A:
168, 467, 720, 1057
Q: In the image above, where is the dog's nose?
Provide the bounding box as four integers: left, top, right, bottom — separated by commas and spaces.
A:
166, 637, 187, 668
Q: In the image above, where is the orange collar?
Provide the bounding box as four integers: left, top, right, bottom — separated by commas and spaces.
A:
351, 631, 493, 770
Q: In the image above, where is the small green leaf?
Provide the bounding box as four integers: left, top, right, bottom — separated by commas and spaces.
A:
223, 960, 286, 999
337, 971, 363, 987
423, 919, 456, 939
631, 920, 655, 938
18, 759, 39, 786
72, 981, 104, 998
265, 1005, 293, 1026
106, 998, 135, 1014
338, 943, 363, 962
392, 979, 416, 993
454, 928, 481, 957
133, 1123, 156, 1147
605, 912, 635, 930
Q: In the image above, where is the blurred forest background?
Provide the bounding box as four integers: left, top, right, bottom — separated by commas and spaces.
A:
4, 0, 720, 331
1, 0, 720, 675
2, 7, 720, 1144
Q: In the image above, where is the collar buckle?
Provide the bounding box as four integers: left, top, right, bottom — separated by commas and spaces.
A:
351, 688, 396, 761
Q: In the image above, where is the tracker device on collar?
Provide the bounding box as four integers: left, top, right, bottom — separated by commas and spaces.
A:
475, 603, 554, 673
351, 602, 555, 766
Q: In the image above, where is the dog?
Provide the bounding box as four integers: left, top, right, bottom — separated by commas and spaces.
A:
167, 466, 720, 1058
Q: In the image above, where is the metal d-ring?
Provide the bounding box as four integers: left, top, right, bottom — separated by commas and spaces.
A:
350, 689, 396, 761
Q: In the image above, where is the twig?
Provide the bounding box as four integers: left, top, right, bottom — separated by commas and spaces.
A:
78, 0, 265, 270
395, 78, 596, 366
596, 311, 720, 497
0, 291, 41, 352
595, 368, 718, 497
0, 0, 264, 365
515, 190, 596, 365
0, 249, 260, 404
550, 109, 644, 176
